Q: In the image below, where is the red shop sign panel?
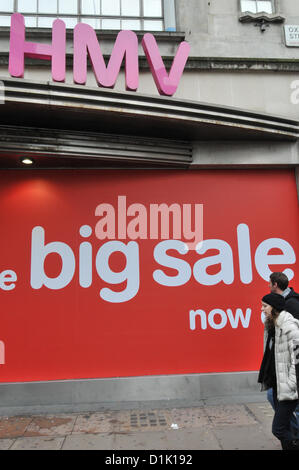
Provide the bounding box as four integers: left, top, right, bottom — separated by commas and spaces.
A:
0, 169, 298, 382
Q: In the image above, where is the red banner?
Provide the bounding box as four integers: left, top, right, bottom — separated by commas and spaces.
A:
0, 169, 298, 382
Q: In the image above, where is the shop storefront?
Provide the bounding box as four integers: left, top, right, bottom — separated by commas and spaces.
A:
0, 9, 298, 414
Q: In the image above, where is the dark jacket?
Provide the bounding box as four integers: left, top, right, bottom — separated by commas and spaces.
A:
285, 288, 299, 320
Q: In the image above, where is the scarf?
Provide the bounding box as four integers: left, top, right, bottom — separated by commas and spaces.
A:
258, 327, 276, 390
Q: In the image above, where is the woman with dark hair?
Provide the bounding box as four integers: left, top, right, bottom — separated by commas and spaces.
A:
258, 293, 299, 450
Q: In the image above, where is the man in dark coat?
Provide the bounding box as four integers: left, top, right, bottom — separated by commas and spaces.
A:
269, 272, 299, 320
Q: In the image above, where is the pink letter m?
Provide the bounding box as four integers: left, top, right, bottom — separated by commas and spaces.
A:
74, 24, 139, 91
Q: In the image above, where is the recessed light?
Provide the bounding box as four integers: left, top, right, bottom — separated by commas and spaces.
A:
20, 157, 35, 165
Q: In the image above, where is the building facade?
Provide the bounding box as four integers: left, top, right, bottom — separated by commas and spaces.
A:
0, 0, 298, 414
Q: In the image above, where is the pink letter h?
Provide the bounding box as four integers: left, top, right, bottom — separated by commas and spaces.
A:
9, 13, 66, 82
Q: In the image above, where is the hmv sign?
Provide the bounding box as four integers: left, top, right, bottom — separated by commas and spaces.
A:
8, 13, 190, 96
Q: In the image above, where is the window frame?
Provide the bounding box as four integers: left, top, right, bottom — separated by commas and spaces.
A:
240, 0, 275, 15
0, 0, 177, 31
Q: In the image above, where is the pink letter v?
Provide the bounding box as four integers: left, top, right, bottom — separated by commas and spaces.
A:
142, 33, 190, 96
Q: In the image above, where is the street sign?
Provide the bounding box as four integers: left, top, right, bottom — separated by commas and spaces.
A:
284, 25, 299, 47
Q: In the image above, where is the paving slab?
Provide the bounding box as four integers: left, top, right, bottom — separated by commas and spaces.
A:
113, 428, 220, 450
0, 439, 15, 450
10, 436, 65, 450
62, 433, 114, 450
161, 428, 221, 450
245, 402, 274, 426
73, 411, 115, 435
24, 413, 77, 437
0, 416, 32, 439
212, 424, 281, 450
169, 407, 210, 429
204, 404, 257, 426
244, 402, 285, 448
113, 430, 168, 450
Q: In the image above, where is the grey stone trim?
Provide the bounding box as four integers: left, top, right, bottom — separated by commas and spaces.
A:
185, 57, 299, 73
239, 12, 285, 23
0, 125, 192, 168
0, 27, 185, 41
190, 141, 299, 169
296, 166, 299, 204
0, 372, 260, 416
1, 52, 299, 72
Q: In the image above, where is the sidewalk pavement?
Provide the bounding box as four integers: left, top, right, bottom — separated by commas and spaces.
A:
0, 396, 282, 451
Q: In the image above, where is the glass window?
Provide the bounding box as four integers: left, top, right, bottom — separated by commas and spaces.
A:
143, 0, 162, 17
1, 0, 173, 31
0, 0, 14, 13
0, 15, 12, 26
144, 19, 163, 30
241, 0, 273, 14
38, 0, 57, 14
24, 16, 37, 26
102, 19, 121, 29
257, 1, 272, 13
83, 17, 101, 29
37, 16, 56, 27
121, 0, 140, 16
121, 19, 141, 30
58, 0, 77, 14
241, 0, 257, 13
18, 0, 38, 13
81, 0, 101, 15
102, 0, 121, 16
62, 17, 78, 28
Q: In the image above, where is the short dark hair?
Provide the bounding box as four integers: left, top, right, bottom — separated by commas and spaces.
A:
270, 272, 289, 291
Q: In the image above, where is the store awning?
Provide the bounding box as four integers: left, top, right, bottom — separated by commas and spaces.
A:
0, 77, 298, 168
